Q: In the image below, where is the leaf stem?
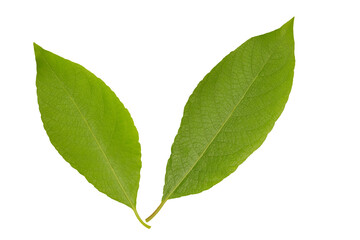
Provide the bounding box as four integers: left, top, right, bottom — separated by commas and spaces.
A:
133, 209, 151, 229
146, 200, 167, 222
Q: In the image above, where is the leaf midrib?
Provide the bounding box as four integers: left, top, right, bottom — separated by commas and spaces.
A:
164, 49, 275, 201
40, 55, 135, 210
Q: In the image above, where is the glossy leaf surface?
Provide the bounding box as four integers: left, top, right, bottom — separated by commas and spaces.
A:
147, 18, 295, 221
34, 44, 149, 228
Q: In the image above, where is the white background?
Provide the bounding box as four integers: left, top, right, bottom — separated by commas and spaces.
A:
1, 0, 359, 239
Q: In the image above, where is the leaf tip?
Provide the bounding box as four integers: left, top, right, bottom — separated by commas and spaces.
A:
288, 17, 295, 26
282, 17, 294, 30
277, 17, 295, 39
33, 42, 43, 57
33, 42, 39, 50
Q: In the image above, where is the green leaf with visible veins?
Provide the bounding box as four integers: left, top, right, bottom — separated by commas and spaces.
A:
34, 44, 150, 228
147, 18, 295, 221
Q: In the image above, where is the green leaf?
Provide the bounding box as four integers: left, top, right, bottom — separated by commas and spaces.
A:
34, 44, 150, 228
147, 18, 295, 221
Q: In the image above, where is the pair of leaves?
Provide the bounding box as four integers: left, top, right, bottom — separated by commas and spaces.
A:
35, 18, 295, 228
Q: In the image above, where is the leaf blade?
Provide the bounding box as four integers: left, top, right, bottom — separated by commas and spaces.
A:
163, 18, 294, 203
34, 44, 150, 228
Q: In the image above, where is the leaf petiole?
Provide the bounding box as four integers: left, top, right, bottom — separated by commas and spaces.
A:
146, 200, 167, 222
133, 209, 151, 229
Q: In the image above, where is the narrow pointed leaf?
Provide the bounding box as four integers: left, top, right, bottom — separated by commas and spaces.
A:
148, 18, 295, 221
34, 44, 150, 228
